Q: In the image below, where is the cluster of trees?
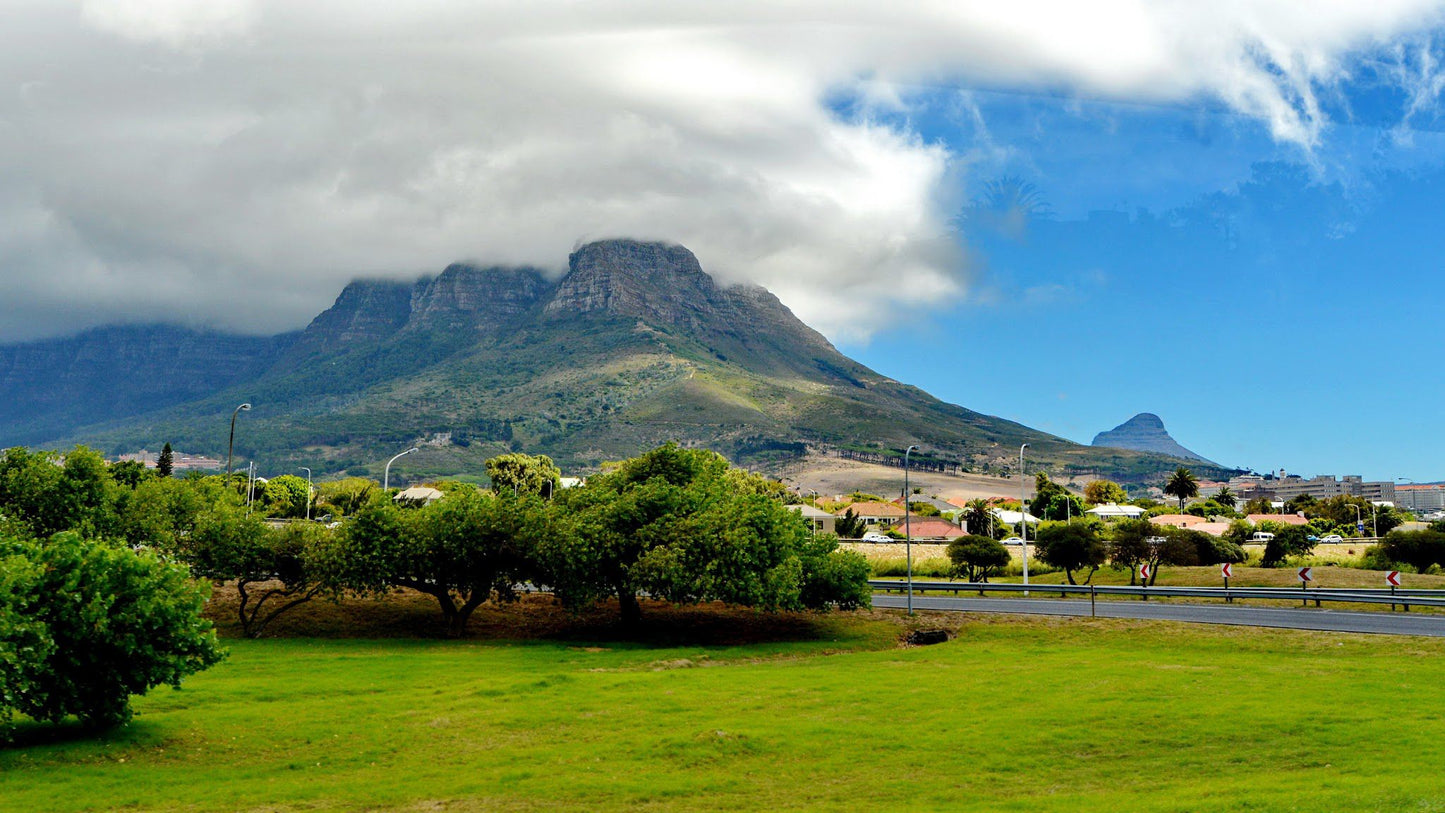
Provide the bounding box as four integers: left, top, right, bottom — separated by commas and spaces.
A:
1, 444, 872, 644
1375, 527, 1445, 574
945, 517, 1247, 586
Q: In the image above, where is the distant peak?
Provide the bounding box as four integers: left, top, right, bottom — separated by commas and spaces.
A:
1093, 413, 1216, 465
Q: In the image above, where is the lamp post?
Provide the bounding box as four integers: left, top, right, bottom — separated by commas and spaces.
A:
1351, 503, 1363, 539
904, 445, 919, 615
226, 403, 251, 485
1398, 477, 1416, 515
384, 447, 419, 492
1020, 444, 1030, 592
299, 467, 312, 521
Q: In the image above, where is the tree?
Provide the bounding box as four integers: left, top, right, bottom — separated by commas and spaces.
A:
1107, 519, 1195, 585
484, 453, 561, 497
1033, 523, 1107, 585
1378, 530, 1445, 574
543, 443, 868, 623
156, 443, 174, 478
1084, 479, 1128, 505
260, 474, 311, 519
1241, 497, 1273, 515
0, 531, 225, 733
316, 477, 378, 516
1164, 467, 1199, 511
1262, 525, 1315, 568
182, 508, 337, 638
947, 535, 1010, 582
1213, 485, 1236, 508
340, 490, 541, 636
108, 460, 151, 489
834, 508, 866, 539
960, 499, 999, 539
0, 446, 117, 539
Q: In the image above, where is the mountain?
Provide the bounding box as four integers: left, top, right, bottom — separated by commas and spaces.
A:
0, 240, 1231, 484
1092, 413, 1218, 466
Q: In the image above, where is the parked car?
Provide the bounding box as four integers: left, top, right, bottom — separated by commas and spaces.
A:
1001, 536, 1025, 546
860, 531, 893, 543
1320, 534, 1344, 543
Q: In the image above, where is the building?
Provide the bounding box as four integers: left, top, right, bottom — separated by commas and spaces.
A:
891, 517, 966, 541
393, 486, 444, 506
1261, 473, 1396, 503
1085, 503, 1146, 520
1245, 513, 1309, 526
835, 502, 906, 528
1150, 514, 1207, 529
787, 504, 836, 535
1395, 484, 1445, 513
116, 449, 221, 472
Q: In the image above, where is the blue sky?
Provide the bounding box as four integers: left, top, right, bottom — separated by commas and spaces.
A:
838, 80, 1445, 482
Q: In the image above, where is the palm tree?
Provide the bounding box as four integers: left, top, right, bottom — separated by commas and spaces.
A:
1214, 485, 1236, 509
1164, 467, 1199, 512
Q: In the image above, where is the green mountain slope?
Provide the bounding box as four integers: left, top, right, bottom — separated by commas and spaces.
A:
7, 239, 1233, 484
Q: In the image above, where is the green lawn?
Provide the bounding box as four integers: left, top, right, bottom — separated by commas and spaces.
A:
5, 608, 1445, 811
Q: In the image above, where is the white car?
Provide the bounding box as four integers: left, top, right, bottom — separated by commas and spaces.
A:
860, 531, 893, 543
1320, 534, 1344, 543
1001, 536, 1025, 546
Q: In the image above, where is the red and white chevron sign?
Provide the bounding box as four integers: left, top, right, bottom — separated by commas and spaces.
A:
1387, 571, 1401, 587
1220, 562, 1232, 579
1139, 563, 1151, 581
1297, 567, 1312, 583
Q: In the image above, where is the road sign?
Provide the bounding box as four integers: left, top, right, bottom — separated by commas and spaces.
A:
1357, 522, 1365, 534
1387, 571, 1401, 587
1140, 563, 1151, 581
1220, 562, 1232, 579
1298, 566, 1313, 583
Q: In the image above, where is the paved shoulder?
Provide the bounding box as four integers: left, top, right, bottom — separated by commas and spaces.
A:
873, 594, 1445, 637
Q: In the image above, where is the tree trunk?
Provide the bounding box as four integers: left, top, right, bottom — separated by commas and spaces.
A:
446, 592, 488, 638
617, 590, 642, 625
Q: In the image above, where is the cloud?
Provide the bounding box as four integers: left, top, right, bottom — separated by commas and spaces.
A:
0, 1, 1443, 342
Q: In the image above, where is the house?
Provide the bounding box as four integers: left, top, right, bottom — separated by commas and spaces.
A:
891, 517, 966, 541
894, 495, 957, 514
393, 486, 445, 506
990, 508, 1040, 527
1245, 513, 1309, 526
1188, 522, 1232, 537
787, 504, 836, 535
1150, 514, 1206, 529
1085, 503, 1146, 520
836, 502, 906, 527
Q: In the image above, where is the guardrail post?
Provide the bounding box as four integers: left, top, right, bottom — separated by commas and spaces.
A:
1090, 584, 1096, 618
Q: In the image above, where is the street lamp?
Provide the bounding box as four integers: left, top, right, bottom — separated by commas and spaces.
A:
1350, 503, 1363, 539
1398, 477, 1417, 515
904, 445, 919, 615
299, 467, 312, 521
384, 447, 420, 492
226, 403, 251, 485
1020, 444, 1030, 591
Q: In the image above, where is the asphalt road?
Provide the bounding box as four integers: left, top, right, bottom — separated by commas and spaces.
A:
872, 593, 1445, 637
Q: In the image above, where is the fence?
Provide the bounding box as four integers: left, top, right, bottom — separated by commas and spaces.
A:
869, 579, 1445, 613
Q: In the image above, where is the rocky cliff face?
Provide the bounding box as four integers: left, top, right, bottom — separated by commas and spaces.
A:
1092, 413, 1215, 464
407, 264, 552, 333
0, 325, 293, 444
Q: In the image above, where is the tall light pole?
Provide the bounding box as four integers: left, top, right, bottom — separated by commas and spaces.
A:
299, 467, 312, 521
1351, 503, 1363, 539
384, 447, 419, 492
226, 403, 251, 485
1020, 444, 1030, 591
1398, 477, 1416, 515
904, 445, 919, 615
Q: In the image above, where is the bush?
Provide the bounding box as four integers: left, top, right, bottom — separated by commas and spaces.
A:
1033, 523, 1106, 585
1378, 530, 1445, 574
1263, 526, 1316, 568
0, 532, 225, 734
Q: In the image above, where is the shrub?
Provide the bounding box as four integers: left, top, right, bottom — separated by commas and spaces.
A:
1378, 530, 1445, 574
1263, 526, 1316, 568
1033, 523, 1106, 585
0, 532, 225, 734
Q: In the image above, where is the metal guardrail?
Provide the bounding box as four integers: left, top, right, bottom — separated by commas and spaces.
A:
869, 579, 1445, 611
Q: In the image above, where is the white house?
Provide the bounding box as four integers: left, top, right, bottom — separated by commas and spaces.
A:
393, 486, 445, 506
1085, 503, 1145, 520
990, 508, 1040, 526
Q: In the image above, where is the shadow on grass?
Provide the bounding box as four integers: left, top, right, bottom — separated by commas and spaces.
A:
1, 717, 161, 751
204, 586, 898, 649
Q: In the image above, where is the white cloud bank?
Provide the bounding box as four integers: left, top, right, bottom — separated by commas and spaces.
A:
0, 0, 1442, 341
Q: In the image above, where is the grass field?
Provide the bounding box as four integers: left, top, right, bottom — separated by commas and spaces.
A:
6, 595, 1445, 811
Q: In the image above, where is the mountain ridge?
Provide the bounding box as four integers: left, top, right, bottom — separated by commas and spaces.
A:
0, 240, 1232, 484
1092, 413, 1218, 466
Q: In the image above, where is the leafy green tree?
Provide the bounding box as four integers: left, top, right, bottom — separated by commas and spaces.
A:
1108, 519, 1195, 585
115, 476, 228, 552
0, 532, 225, 732
260, 474, 311, 519
834, 508, 866, 539
108, 459, 151, 489
1084, 479, 1129, 505
156, 443, 174, 478
1241, 497, 1273, 515
1377, 530, 1445, 574
543, 443, 867, 623
1034, 522, 1107, 585
960, 499, 1000, 539
0, 446, 117, 539
946, 535, 1010, 582
340, 490, 542, 636
1262, 526, 1316, 568
484, 453, 561, 497
1164, 467, 1199, 511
